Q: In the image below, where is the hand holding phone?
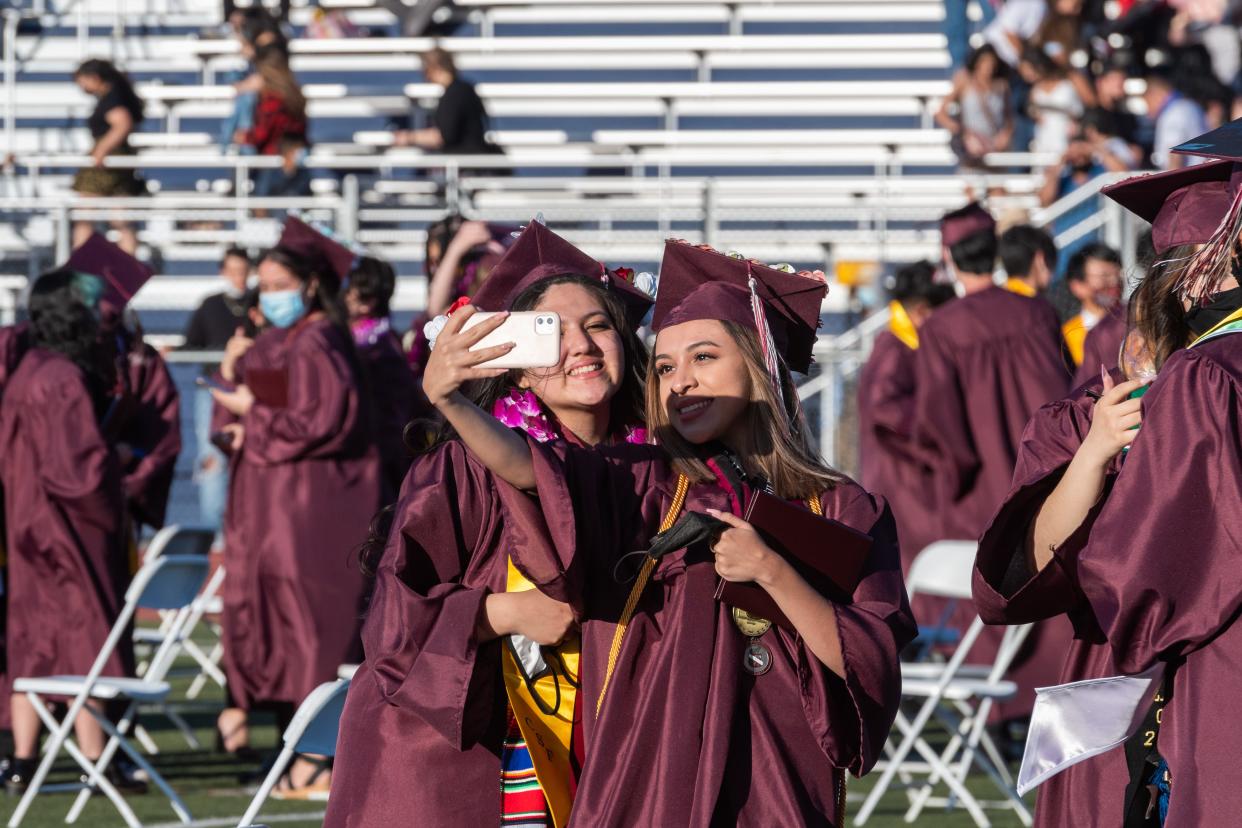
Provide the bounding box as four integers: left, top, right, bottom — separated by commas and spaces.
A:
196, 376, 230, 393
462, 311, 561, 370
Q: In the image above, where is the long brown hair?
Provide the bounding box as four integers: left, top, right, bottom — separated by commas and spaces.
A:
1128, 243, 1197, 373
256, 49, 306, 120
646, 320, 840, 500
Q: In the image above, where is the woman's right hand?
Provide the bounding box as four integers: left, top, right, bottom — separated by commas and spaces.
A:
487, 590, 577, 646
220, 326, 255, 383
448, 220, 495, 254
421, 305, 514, 408
1080, 372, 1149, 468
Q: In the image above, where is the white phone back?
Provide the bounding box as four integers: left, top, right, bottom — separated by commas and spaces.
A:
464, 311, 561, 369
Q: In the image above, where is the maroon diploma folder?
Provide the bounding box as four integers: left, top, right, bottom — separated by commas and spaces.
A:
244, 367, 289, 408
715, 490, 872, 631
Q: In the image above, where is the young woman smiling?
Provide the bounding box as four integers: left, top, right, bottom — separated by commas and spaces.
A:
416, 240, 915, 827
324, 223, 653, 828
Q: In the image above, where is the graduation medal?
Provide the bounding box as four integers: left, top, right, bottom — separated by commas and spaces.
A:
733, 608, 772, 676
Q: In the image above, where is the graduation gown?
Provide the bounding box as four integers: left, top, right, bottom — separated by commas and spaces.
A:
218, 318, 380, 709
1072, 308, 1127, 389
1074, 336, 1242, 826
356, 326, 423, 501
324, 440, 567, 827
114, 334, 181, 529
858, 329, 938, 568
0, 349, 131, 682
518, 440, 915, 827
972, 376, 1124, 828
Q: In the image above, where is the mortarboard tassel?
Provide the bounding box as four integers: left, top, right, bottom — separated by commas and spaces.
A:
747, 265, 789, 421
1172, 183, 1242, 303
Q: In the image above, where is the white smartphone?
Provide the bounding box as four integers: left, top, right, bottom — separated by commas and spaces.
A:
463, 311, 561, 369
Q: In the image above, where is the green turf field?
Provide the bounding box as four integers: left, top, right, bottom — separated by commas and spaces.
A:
0, 630, 1030, 828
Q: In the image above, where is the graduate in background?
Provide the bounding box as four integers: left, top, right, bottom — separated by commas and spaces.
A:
422, 240, 915, 826
858, 260, 955, 569
913, 203, 1071, 726
999, 224, 1058, 298
0, 270, 133, 793
325, 221, 653, 828
210, 217, 380, 797
343, 255, 424, 499
1061, 242, 1124, 372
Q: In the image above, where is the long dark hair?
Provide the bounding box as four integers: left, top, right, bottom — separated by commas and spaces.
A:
1128, 243, 1197, 374
360, 273, 649, 578
28, 269, 116, 406
74, 59, 144, 123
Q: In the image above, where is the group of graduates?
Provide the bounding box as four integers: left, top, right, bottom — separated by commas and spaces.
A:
5, 121, 1242, 828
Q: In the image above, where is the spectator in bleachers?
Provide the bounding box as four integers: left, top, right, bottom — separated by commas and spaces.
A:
1020, 46, 1086, 157
983, 0, 1047, 69
1143, 65, 1209, 169
1030, 0, 1087, 69
944, 0, 998, 73
182, 247, 256, 530
936, 44, 1014, 170
306, 7, 364, 39
394, 49, 503, 159
242, 49, 311, 200
1080, 107, 1142, 171
1039, 129, 1107, 274
1093, 63, 1145, 154
71, 59, 145, 255
220, 10, 286, 153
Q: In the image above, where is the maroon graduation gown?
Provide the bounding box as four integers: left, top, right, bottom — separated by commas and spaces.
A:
356, 328, 423, 501
115, 337, 181, 529
1075, 336, 1242, 827
912, 286, 1070, 719
858, 329, 938, 569
324, 440, 566, 827
0, 349, 131, 682
219, 318, 380, 709
972, 376, 1125, 828
1072, 309, 1127, 389
518, 441, 915, 827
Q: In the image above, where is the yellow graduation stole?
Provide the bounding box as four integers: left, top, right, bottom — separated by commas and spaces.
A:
887, 301, 920, 350
1191, 305, 1242, 347
1004, 277, 1038, 298
1062, 314, 1089, 367
500, 558, 579, 828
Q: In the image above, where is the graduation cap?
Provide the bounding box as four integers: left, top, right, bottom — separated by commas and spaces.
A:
1102, 159, 1241, 254
940, 202, 996, 248
65, 232, 154, 311
653, 240, 827, 376
277, 215, 360, 283
470, 220, 654, 327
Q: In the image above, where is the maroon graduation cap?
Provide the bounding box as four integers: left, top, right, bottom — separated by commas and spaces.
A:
1102, 159, 1241, 254
65, 232, 154, 310
940, 202, 996, 248
653, 240, 827, 375
277, 215, 359, 282
470, 221, 654, 327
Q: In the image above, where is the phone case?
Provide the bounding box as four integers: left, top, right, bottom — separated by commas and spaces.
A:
464, 311, 561, 369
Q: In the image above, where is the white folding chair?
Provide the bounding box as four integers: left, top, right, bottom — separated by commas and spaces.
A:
237, 679, 352, 828
8, 554, 210, 828
855, 541, 1034, 827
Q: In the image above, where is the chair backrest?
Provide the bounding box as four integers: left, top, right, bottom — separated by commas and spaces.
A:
143, 524, 215, 560
286, 680, 351, 757
906, 540, 979, 601
132, 555, 211, 612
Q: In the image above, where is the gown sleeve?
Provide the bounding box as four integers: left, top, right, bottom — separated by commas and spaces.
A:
120, 346, 181, 528
808, 489, 917, 776
242, 327, 361, 465
362, 441, 503, 750
1079, 347, 1242, 674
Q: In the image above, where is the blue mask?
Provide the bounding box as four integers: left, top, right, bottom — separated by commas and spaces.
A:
259, 289, 305, 329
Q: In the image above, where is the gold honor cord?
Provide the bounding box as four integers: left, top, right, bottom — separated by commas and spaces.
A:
596, 473, 690, 716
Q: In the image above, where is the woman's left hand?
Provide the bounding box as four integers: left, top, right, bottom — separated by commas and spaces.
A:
212, 384, 255, 416
705, 509, 787, 587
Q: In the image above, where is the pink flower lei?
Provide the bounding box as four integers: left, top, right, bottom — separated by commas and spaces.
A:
491, 388, 647, 445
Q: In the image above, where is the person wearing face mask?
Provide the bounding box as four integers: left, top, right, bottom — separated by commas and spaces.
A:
1061, 243, 1124, 371
973, 142, 1242, 827
416, 240, 915, 826
209, 216, 380, 797
183, 247, 257, 530
912, 203, 1070, 733
0, 269, 135, 794
324, 221, 652, 828
857, 260, 955, 574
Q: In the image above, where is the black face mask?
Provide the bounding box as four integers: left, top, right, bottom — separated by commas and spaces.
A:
1184, 285, 1242, 337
